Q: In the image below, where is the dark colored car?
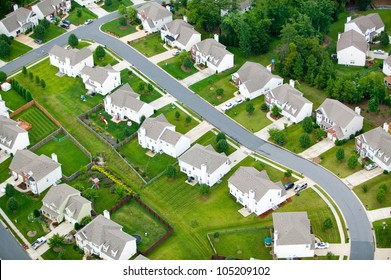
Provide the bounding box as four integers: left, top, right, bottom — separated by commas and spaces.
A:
34, 38, 42, 44
60, 24, 69, 29
62, 19, 71, 25
284, 182, 295, 190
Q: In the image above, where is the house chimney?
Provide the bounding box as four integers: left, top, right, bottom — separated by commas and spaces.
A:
383, 122, 389, 133
13, 4, 18, 11
347, 16, 351, 23
274, 230, 278, 241
183, 15, 188, 23
51, 153, 58, 163
289, 79, 295, 88
266, 64, 272, 72
355, 106, 361, 116
338, 33, 341, 40
103, 210, 110, 220
214, 34, 219, 42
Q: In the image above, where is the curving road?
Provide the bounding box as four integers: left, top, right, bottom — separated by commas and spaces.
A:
0, 12, 374, 260
0, 223, 30, 260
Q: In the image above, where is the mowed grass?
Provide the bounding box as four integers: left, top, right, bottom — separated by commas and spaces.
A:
276, 123, 318, 154
65, 6, 97, 26
0, 157, 11, 183
0, 40, 32, 62
129, 33, 166, 57
154, 104, 198, 134
320, 140, 362, 178
226, 97, 272, 132
373, 218, 391, 248
194, 131, 236, 156
42, 243, 84, 260
101, 0, 133, 12
34, 133, 90, 177
297, 82, 328, 110
75, 41, 91, 50
101, 18, 137, 37
12, 105, 58, 146
30, 24, 67, 43
158, 55, 198, 80
111, 199, 169, 252
0, 88, 27, 111
354, 174, 391, 210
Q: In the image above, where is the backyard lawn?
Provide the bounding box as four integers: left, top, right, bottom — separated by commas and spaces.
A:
101, 0, 133, 12
0, 158, 11, 183
93, 49, 119, 67
129, 33, 166, 58
373, 218, 391, 248
0, 40, 32, 62
319, 140, 362, 178
154, 104, 198, 134
42, 243, 84, 260
297, 82, 328, 110
29, 24, 67, 43
34, 132, 90, 177
111, 199, 170, 252
354, 174, 391, 210
226, 97, 272, 132
12, 105, 58, 146
65, 6, 97, 26
194, 131, 236, 156
0, 88, 27, 111
158, 55, 198, 80
101, 18, 137, 37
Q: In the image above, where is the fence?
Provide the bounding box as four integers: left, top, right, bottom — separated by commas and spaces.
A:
9, 100, 35, 118
29, 128, 63, 151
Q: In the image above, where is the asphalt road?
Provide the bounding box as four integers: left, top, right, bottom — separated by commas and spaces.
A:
0, 222, 30, 260
0, 11, 375, 260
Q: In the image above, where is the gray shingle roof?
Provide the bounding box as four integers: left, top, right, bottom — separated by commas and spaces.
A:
239, 0, 252, 10
0, 7, 32, 33
317, 98, 362, 129
10, 150, 61, 182
42, 183, 80, 208
385, 56, 391, 66
272, 212, 314, 246
357, 127, 391, 166
164, 19, 200, 46
137, 2, 172, 21
81, 65, 118, 84
0, 116, 28, 150
76, 215, 135, 260
236, 61, 282, 93
229, 167, 285, 201
179, 143, 229, 174
108, 84, 146, 112
337, 29, 368, 53
49, 45, 92, 66
35, 0, 57, 17
350, 13, 384, 33
66, 195, 91, 219
193, 39, 233, 67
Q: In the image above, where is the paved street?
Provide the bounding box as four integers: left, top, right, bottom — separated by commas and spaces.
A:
0, 221, 30, 260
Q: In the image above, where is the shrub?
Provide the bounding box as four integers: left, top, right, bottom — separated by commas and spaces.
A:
216, 132, 226, 143
77, 8, 82, 18
383, 170, 389, 175
175, 110, 180, 120
336, 148, 345, 161
379, 184, 388, 193
104, 0, 112, 6
165, 165, 177, 179
246, 102, 255, 115
95, 45, 106, 59
271, 105, 281, 118
213, 232, 219, 238
40, 79, 46, 89
299, 133, 311, 149
260, 103, 268, 111
119, 17, 127, 26
361, 184, 368, 193
33, 209, 41, 218
7, 197, 18, 211
347, 155, 358, 169
269, 128, 286, 146
200, 184, 210, 196
35, 75, 40, 84
284, 169, 292, 178
376, 189, 386, 203
216, 88, 224, 96
5, 184, 15, 197
323, 217, 333, 231
302, 117, 313, 133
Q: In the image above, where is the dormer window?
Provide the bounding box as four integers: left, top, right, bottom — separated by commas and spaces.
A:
111, 250, 118, 258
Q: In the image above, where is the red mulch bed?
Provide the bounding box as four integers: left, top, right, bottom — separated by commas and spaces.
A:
258, 197, 292, 219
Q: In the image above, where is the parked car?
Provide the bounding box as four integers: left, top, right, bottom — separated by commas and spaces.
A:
31, 236, 47, 250
222, 102, 234, 112
365, 162, 378, 171
373, 49, 385, 54
172, 50, 180, 56
284, 182, 295, 190
62, 19, 71, 25
235, 97, 245, 105
294, 182, 307, 192
84, 19, 94, 25
34, 38, 42, 44
315, 242, 329, 249
60, 24, 70, 29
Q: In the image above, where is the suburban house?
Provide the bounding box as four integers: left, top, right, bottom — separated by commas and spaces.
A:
137, 2, 172, 33
221, 0, 252, 16
232, 62, 283, 100
75, 212, 137, 260
178, 143, 231, 187
49, 45, 93, 78
355, 124, 391, 172
272, 212, 315, 259
0, 116, 30, 155
316, 98, 364, 141
80, 65, 121, 96
138, 114, 190, 158
104, 84, 154, 124
160, 19, 201, 51
9, 150, 62, 195
32, 0, 71, 20
264, 83, 313, 123
383, 56, 391, 76
40, 183, 92, 225
73, 0, 99, 6
0, 96, 10, 118
337, 30, 368, 66
228, 167, 287, 216
344, 13, 385, 42
191, 38, 234, 73
385, 76, 391, 89
0, 5, 38, 37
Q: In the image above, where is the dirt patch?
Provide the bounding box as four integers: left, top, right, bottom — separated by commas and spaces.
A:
216, 96, 222, 100
53, 247, 62, 253
210, 87, 215, 91
120, 26, 128, 30
322, 35, 331, 48
27, 231, 37, 238
312, 157, 321, 164
180, 65, 191, 73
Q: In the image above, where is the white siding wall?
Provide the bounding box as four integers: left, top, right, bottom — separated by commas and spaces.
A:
32, 166, 62, 195
343, 116, 364, 140
240, 77, 283, 100
337, 46, 366, 66
274, 243, 314, 259
383, 61, 391, 76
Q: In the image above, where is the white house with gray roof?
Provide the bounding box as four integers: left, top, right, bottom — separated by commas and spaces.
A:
160, 19, 201, 51
316, 98, 363, 141
40, 183, 91, 225
104, 84, 154, 124
337, 30, 368, 66
0, 116, 30, 155
80, 65, 121, 96
355, 124, 391, 172
138, 114, 190, 158
75, 213, 137, 260
228, 167, 286, 216
221, 0, 252, 16
265, 83, 313, 123
272, 212, 315, 259
344, 13, 385, 42
32, 0, 71, 20
178, 143, 231, 187
232, 61, 283, 100
49, 45, 93, 78
0, 97, 10, 118
137, 2, 172, 33
9, 150, 62, 195
383, 56, 391, 76
191, 38, 234, 73
0, 5, 38, 37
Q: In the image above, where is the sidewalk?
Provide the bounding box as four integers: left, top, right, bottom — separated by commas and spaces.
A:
180, 68, 215, 87
299, 138, 335, 160
342, 168, 383, 189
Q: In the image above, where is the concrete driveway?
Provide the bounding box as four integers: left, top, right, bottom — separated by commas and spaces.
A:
149, 49, 174, 64
368, 51, 389, 60
342, 167, 383, 188
184, 121, 214, 143
299, 138, 335, 160
86, 3, 109, 18
35, 222, 74, 256
180, 68, 215, 87
255, 117, 292, 140
13, 34, 40, 49
367, 207, 391, 222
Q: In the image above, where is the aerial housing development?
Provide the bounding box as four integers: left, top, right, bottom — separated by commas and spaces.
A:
0, 0, 391, 265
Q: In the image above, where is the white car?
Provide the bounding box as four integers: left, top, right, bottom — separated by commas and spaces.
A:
84, 19, 94, 25
172, 50, 180, 56
235, 97, 245, 105
315, 242, 329, 249
373, 50, 385, 54
294, 182, 307, 193
222, 102, 234, 112
365, 162, 378, 171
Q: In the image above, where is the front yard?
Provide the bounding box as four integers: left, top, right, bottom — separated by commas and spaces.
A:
29, 24, 67, 43
373, 218, 391, 248
0, 158, 12, 183
154, 104, 198, 134
93, 49, 119, 67
0, 40, 32, 62
65, 5, 97, 26
101, 17, 137, 37
129, 33, 166, 58
353, 174, 391, 210
1, 88, 28, 111
158, 55, 198, 80
194, 131, 236, 156
101, 0, 133, 12
42, 243, 84, 260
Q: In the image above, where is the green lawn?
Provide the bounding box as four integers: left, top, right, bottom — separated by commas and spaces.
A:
274, 123, 318, 154
120, 69, 162, 103
93, 50, 119, 67
328, 11, 350, 42
101, 18, 137, 37
0, 40, 32, 62
226, 97, 272, 132
297, 82, 328, 110
111, 199, 170, 252
158, 55, 198, 80
0, 157, 11, 183
210, 228, 273, 259
118, 138, 177, 181
320, 140, 362, 178
373, 218, 391, 248
65, 6, 97, 26
154, 104, 198, 134
129, 33, 166, 58
42, 243, 84, 260
75, 41, 91, 50
0, 88, 27, 111
34, 133, 90, 177
30, 24, 67, 43
194, 131, 236, 156
354, 174, 391, 210
189, 70, 238, 106
101, 0, 133, 12
12, 105, 58, 146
